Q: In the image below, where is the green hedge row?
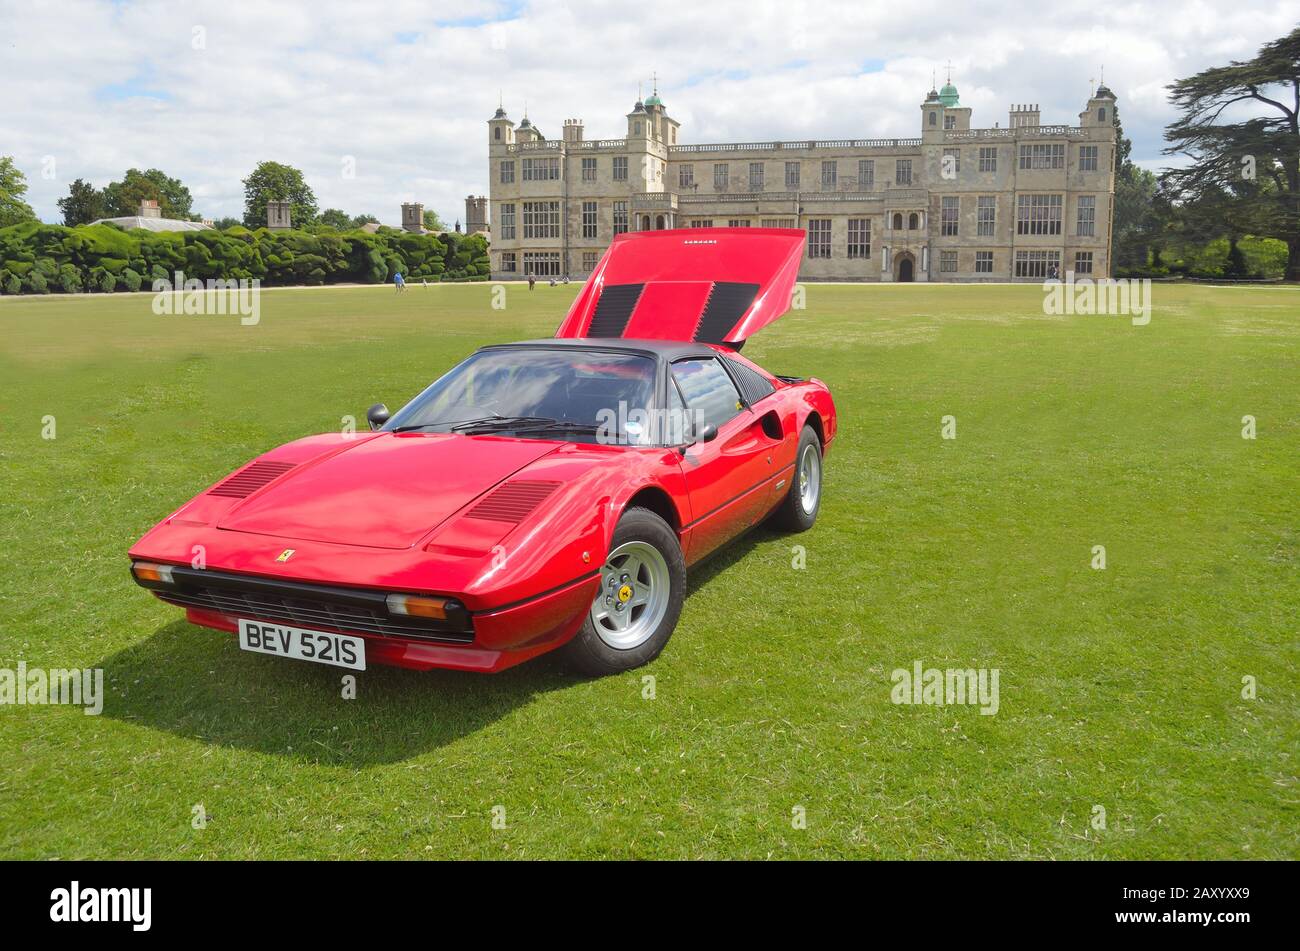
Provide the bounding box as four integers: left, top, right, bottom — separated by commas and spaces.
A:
0, 222, 489, 294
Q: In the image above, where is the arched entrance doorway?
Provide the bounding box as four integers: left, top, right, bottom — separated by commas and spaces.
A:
656, 214, 666, 230
895, 252, 915, 282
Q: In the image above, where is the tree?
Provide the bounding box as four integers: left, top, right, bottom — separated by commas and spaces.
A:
58, 178, 107, 226
351, 213, 379, 229
242, 161, 318, 228
102, 168, 194, 219
1161, 27, 1300, 279
423, 209, 449, 232
0, 156, 37, 227
211, 217, 242, 230
1109, 105, 1176, 273
317, 208, 352, 230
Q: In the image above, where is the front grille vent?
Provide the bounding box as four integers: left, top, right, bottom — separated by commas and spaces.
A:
156, 586, 473, 644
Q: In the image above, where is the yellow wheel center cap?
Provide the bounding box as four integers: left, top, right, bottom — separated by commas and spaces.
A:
617, 584, 633, 603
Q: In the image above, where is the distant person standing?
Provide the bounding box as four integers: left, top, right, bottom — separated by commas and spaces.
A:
527, 272, 536, 291
394, 270, 405, 293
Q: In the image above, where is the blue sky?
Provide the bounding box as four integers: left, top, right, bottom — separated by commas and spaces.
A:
3, 0, 1298, 226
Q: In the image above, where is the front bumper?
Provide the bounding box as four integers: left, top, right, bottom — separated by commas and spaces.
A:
132, 564, 600, 673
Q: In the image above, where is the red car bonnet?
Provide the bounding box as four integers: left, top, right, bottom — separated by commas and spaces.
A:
553, 227, 805, 346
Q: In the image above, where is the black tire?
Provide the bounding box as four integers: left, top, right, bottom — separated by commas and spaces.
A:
562, 507, 686, 676
770, 425, 823, 532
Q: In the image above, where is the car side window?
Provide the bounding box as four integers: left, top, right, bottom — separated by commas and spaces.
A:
670, 358, 744, 433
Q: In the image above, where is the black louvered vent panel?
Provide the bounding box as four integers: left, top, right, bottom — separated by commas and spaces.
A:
155, 589, 473, 644
724, 358, 776, 406
694, 282, 760, 344
587, 283, 645, 337
465, 480, 561, 523
208, 460, 296, 498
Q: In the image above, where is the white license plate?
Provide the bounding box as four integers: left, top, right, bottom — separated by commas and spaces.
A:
238, 619, 366, 670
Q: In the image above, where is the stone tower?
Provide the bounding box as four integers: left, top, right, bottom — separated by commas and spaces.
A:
401, 202, 425, 233
267, 200, 291, 230
465, 195, 488, 234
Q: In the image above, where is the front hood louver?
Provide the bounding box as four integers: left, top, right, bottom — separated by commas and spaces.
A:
208, 460, 297, 498
465, 480, 561, 523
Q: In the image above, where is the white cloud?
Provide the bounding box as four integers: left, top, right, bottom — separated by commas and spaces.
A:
3, 0, 1297, 224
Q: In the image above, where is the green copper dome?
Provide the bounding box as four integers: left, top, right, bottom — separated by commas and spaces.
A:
939, 81, 959, 107
645, 92, 662, 106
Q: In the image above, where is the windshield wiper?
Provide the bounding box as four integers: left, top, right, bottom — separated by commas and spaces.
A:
456, 417, 605, 438
390, 415, 549, 434
449, 415, 562, 434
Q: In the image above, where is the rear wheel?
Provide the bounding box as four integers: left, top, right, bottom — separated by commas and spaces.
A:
770, 425, 822, 532
563, 507, 686, 676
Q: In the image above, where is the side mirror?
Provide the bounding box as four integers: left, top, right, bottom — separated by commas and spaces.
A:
366, 403, 390, 431
677, 422, 718, 455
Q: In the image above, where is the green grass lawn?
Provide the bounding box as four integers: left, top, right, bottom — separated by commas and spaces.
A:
0, 281, 1296, 859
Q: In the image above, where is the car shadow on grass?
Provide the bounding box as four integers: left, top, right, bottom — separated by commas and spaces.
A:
97, 619, 582, 767
99, 525, 785, 767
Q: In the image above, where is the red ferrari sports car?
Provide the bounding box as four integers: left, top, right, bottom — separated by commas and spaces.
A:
129, 228, 837, 675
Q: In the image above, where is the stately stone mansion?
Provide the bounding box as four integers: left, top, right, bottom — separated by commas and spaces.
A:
485, 76, 1117, 282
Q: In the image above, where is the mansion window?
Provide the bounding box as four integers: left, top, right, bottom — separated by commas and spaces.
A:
941, 196, 960, 236
613, 156, 628, 181
1014, 249, 1060, 278
714, 164, 729, 189
523, 251, 561, 277
785, 162, 800, 188
940, 250, 958, 272
1019, 143, 1065, 170
1076, 195, 1096, 236
582, 201, 598, 239
581, 157, 597, 181
499, 251, 517, 273
1074, 251, 1094, 274
892, 212, 903, 230
908, 212, 919, 230
583, 251, 598, 271
762, 218, 796, 228
807, 219, 832, 258
521, 157, 560, 181
977, 196, 996, 236
1016, 194, 1063, 235
728, 219, 751, 227
498, 203, 516, 239
679, 164, 694, 188
522, 201, 560, 238
978, 147, 997, 172
1079, 145, 1099, 172
895, 159, 912, 185
690, 219, 714, 228
749, 162, 764, 190
847, 218, 870, 259
858, 159, 874, 188
944, 114, 956, 130
613, 200, 628, 235
943, 148, 961, 176
975, 251, 994, 273
821, 161, 837, 188
500, 160, 515, 184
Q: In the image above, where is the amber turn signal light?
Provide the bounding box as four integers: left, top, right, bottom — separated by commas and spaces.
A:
132, 561, 175, 584
385, 593, 449, 619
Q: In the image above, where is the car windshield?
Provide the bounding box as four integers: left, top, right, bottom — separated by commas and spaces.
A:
384, 348, 658, 443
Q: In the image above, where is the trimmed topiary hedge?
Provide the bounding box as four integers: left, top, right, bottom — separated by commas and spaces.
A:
0, 221, 490, 294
